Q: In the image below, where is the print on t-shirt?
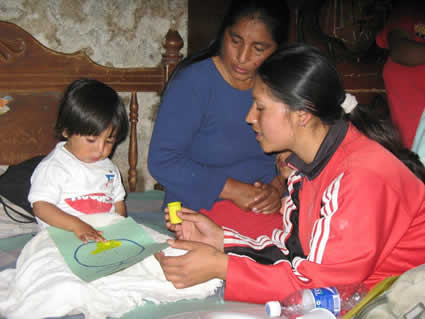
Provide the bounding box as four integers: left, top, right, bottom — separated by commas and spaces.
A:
65, 193, 113, 214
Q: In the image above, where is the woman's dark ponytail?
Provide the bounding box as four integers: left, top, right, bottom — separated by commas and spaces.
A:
258, 44, 425, 182
348, 94, 425, 182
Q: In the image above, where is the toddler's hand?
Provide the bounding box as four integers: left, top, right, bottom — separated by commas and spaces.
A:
72, 220, 106, 243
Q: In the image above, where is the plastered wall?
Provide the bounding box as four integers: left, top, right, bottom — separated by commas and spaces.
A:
0, 0, 187, 191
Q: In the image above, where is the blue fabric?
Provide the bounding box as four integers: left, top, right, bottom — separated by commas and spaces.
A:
148, 58, 276, 211
412, 108, 425, 165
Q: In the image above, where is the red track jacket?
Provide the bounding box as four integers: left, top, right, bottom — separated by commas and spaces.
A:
223, 124, 425, 303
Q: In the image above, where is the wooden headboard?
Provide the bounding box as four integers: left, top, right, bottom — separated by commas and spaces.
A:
0, 21, 183, 192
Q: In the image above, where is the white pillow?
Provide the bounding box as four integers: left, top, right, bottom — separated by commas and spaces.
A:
0, 165, 8, 176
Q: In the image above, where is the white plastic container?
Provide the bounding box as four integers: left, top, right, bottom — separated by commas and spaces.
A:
265, 284, 368, 318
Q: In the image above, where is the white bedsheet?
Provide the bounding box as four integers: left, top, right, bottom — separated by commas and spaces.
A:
0, 214, 223, 319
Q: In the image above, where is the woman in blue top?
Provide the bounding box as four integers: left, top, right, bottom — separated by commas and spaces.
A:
148, 0, 290, 236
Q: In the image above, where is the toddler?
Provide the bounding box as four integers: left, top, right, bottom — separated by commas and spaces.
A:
28, 78, 129, 243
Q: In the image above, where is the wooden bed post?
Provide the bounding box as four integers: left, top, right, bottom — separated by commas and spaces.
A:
128, 92, 138, 192
128, 29, 183, 192
162, 29, 184, 84
151, 29, 184, 191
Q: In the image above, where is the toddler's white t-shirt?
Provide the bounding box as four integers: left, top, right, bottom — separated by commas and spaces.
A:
28, 142, 126, 229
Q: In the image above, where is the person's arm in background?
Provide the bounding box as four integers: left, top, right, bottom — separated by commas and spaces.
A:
388, 29, 425, 66
384, 0, 425, 66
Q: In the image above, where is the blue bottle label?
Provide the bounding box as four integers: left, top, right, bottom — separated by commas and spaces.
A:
310, 287, 341, 316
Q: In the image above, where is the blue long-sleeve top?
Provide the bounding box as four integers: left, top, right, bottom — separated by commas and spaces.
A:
148, 58, 276, 211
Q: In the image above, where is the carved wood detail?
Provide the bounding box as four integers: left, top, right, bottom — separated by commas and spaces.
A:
0, 38, 25, 63
162, 29, 184, 84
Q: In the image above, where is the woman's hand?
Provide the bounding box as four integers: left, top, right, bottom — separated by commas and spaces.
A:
155, 239, 228, 288
247, 150, 293, 213
165, 206, 224, 251
220, 179, 282, 213
248, 181, 282, 214
276, 151, 293, 181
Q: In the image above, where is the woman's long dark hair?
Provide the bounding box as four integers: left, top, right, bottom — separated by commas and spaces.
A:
169, 0, 290, 82
349, 94, 425, 181
258, 44, 425, 181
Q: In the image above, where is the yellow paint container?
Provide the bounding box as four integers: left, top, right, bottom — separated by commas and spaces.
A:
168, 201, 182, 224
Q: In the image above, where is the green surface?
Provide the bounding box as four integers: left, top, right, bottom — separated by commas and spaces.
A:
48, 217, 168, 282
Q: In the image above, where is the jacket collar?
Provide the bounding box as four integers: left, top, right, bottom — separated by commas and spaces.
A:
286, 120, 348, 180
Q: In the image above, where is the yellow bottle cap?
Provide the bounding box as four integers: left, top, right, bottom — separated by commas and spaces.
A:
168, 201, 182, 224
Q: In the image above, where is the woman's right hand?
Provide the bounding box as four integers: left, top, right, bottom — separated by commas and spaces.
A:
164, 206, 224, 251
220, 178, 282, 213
219, 178, 265, 211
155, 239, 228, 288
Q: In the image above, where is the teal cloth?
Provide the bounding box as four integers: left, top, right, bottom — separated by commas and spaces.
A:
127, 190, 165, 201
0, 233, 33, 252
120, 296, 268, 319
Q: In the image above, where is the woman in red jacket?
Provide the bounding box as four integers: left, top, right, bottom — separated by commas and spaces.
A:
156, 44, 425, 304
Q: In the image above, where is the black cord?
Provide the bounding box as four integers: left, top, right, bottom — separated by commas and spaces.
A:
0, 196, 36, 223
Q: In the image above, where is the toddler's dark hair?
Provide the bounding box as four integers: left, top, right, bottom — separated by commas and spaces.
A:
55, 78, 129, 144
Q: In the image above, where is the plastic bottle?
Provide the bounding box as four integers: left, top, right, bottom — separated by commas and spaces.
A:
265, 283, 369, 318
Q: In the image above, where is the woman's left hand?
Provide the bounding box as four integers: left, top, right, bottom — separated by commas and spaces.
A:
155, 239, 229, 288
164, 207, 224, 251
248, 182, 282, 214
